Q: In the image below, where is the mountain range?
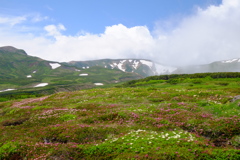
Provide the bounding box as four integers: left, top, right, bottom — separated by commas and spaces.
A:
0, 46, 240, 95
0, 46, 142, 95
172, 58, 240, 74
66, 59, 177, 77
66, 57, 240, 75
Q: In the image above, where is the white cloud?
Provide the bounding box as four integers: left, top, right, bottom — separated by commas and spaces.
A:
0, 14, 48, 26
0, 16, 27, 26
153, 0, 240, 66
37, 24, 156, 61
0, 0, 240, 66
223, 0, 239, 6
44, 24, 66, 37
31, 14, 49, 23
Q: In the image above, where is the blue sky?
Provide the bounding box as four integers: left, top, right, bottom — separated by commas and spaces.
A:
0, 0, 240, 66
0, 0, 221, 34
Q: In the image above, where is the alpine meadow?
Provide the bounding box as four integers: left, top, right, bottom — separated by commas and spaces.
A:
0, 71, 240, 159
1, 0, 240, 159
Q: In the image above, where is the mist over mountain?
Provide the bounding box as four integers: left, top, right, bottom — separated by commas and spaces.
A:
172, 58, 240, 74
1, 46, 240, 78
1, 46, 240, 96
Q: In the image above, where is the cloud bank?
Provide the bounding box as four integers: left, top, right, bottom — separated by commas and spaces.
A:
0, 0, 240, 66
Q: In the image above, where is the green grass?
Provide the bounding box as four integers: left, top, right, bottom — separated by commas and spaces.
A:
0, 73, 240, 159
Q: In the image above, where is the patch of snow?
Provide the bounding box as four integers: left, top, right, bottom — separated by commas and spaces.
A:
133, 60, 139, 69
105, 65, 107, 68
75, 69, 81, 71
222, 59, 238, 63
110, 64, 114, 68
0, 89, 16, 92
49, 63, 61, 69
33, 71, 36, 73
129, 60, 133, 62
117, 60, 126, 72
140, 60, 153, 68
155, 64, 177, 75
94, 83, 104, 86
27, 75, 32, 78
86, 66, 89, 68
238, 59, 240, 62
82, 67, 85, 69
79, 73, 88, 76
34, 83, 48, 87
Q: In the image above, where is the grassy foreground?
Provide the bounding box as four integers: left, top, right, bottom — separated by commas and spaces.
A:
0, 75, 240, 159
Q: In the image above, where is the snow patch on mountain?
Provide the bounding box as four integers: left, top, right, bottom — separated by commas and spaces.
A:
49, 63, 61, 69
34, 83, 48, 87
94, 83, 104, 86
79, 73, 88, 76
140, 60, 153, 68
33, 71, 36, 73
0, 89, 16, 92
67, 59, 178, 77
222, 58, 239, 63
27, 75, 32, 78
133, 60, 139, 69
107, 59, 175, 75
117, 60, 126, 72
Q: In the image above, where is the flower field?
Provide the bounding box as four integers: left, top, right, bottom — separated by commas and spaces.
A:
0, 74, 240, 159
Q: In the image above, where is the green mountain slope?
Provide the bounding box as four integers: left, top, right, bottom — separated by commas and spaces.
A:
0, 46, 142, 96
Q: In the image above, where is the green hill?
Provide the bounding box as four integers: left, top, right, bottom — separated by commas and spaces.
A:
0, 46, 142, 98
0, 72, 239, 159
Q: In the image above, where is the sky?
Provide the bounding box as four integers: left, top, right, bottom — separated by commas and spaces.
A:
0, 0, 240, 67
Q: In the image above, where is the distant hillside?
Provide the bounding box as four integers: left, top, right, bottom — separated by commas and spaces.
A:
67, 59, 176, 77
173, 58, 240, 74
0, 46, 142, 96
68, 58, 240, 75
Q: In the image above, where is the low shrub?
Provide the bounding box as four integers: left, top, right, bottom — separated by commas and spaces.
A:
2, 117, 29, 126
0, 142, 21, 160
